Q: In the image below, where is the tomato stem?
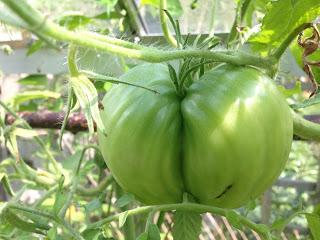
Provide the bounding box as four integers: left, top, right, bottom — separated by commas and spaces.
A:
272, 23, 312, 60
293, 111, 320, 141
159, 0, 178, 48
86, 202, 272, 240
67, 44, 79, 77
1, 0, 274, 70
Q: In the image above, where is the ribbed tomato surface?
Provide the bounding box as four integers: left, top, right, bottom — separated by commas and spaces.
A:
98, 63, 292, 208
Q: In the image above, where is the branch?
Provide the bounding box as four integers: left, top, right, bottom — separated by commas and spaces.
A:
5, 111, 92, 133
159, 0, 177, 48
86, 203, 271, 239
293, 112, 320, 141
272, 23, 312, 60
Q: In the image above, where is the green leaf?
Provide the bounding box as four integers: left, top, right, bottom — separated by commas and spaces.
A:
141, 0, 183, 17
167, 64, 179, 92
14, 128, 41, 138
226, 210, 242, 230
278, 81, 302, 98
3, 209, 38, 233
18, 74, 48, 86
290, 93, 320, 109
47, 226, 64, 240
94, 11, 122, 20
249, 0, 320, 56
119, 211, 129, 228
172, 211, 202, 240
11, 91, 60, 107
70, 74, 106, 135
53, 176, 67, 216
115, 193, 135, 208
4, 127, 20, 161
306, 205, 320, 240
136, 224, 160, 240
103, 82, 113, 91
82, 228, 104, 240
136, 232, 148, 240
59, 14, 92, 30
85, 199, 102, 213
306, 213, 320, 240
146, 224, 160, 240
271, 218, 290, 231
0, 173, 14, 197
82, 70, 158, 94
26, 40, 45, 56
62, 149, 82, 170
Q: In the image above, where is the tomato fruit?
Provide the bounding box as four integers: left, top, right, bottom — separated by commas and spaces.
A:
98, 63, 293, 208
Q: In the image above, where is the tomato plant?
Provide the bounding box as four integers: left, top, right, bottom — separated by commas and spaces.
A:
1, 0, 320, 239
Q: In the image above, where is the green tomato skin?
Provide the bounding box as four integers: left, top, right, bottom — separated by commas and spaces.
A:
98, 64, 184, 204
181, 65, 292, 208
98, 63, 293, 208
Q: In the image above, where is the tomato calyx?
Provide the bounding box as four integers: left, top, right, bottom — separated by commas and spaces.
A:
167, 58, 219, 98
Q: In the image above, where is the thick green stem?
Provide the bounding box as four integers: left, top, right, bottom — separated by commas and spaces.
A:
160, 0, 177, 48
208, 0, 216, 37
293, 111, 320, 141
1, 0, 274, 70
83, 32, 143, 50
87, 203, 270, 239
272, 23, 312, 60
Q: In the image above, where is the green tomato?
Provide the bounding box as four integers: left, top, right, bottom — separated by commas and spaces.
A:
98, 63, 293, 208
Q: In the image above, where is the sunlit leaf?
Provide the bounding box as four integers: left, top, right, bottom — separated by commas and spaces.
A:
11, 91, 60, 107
18, 74, 48, 86
277, 81, 302, 97
118, 211, 129, 228
59, 13, 92, 30
306, 213, 320, 240
249, 0, 320, 56
26, 40, 45, 56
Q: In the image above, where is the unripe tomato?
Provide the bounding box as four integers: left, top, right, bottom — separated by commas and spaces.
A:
98, 63, 292, 208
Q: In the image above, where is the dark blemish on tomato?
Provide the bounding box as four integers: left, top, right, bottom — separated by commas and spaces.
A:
216, 184, 233, 199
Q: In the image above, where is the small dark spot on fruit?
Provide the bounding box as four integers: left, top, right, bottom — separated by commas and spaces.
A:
216, 184, 233, 199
